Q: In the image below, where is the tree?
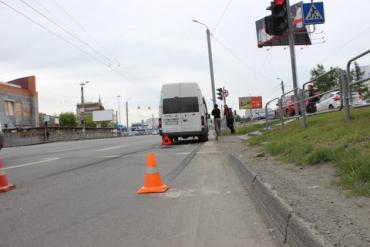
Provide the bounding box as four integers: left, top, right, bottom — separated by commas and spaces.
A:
59, 112, 77, 127
85, 114, 96, 128
310, 64, 338, 92
350, 62, 369, 97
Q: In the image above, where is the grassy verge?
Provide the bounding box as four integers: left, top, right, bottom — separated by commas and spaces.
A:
245, 107, 370, 196
221, 121, 270, 136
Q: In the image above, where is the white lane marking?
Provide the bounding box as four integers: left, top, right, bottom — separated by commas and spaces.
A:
100, 155, 120, 158
175, 152, 191, 155
197, 151, 220, 155
124, 152, 191, 158
4, 158, 60, 170
96, 145, 128, 152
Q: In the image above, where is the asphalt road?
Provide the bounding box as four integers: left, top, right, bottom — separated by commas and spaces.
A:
0, 136, 277, 247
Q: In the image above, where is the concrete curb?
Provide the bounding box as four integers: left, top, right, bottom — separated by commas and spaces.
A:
229, 154, 328, 247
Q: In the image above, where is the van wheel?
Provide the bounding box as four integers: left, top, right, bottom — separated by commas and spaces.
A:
198, 134, 208, 142
329, 104, 334, 109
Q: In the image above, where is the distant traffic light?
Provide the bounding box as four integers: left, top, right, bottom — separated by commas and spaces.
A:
217, 88, 223, 100
264, 0, 289, 36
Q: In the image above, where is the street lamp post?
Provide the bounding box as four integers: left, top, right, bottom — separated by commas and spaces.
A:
80, 81, 89, 133
125, 98, 131, 133
277, 77, 285, 95
192, 20, 216, 107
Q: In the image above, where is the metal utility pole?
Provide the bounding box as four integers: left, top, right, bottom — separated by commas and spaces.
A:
125, 101, 129, 131
117, 95, 121, 125
285, 0, 300, 116
193, 20, 216, 107
80, 81, 89, 133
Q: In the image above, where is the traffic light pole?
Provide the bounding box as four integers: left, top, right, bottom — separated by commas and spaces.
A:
206, 28, 217, 107
286, 0, 300, 117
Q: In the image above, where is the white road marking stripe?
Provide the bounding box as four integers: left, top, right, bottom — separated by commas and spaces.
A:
4, 158, 60, 170
197, 151, 219, 154
125, 152, 191, 158
100, 155, 120, 158
175, 152, 191, 155
96, 145, 128, 152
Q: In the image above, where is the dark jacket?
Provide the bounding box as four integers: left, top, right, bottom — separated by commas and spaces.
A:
224, 107, 234, 120
211, 108, 221, 119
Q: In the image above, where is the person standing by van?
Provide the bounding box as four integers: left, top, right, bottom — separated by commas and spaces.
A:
211, 104, 221, 138
224, 105, 235, 134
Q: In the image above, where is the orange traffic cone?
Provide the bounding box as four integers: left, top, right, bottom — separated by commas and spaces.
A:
137, 152, 169, 194
0, 160, 16, 193
161, 133, 172, 146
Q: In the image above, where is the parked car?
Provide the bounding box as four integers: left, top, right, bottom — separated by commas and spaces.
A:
255, 108, 276, 120
316, 91, 366, 112
316, 91, 341, 112
0, 123, 4, 150
282, 93, 313, 116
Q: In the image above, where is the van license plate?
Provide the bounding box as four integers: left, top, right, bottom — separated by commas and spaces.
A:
165, 119, 178, 125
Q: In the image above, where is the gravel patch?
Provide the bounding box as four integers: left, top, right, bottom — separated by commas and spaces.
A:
218, 135, 370, 247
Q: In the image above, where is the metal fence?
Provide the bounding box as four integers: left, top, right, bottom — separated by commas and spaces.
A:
264, 49, 370, 129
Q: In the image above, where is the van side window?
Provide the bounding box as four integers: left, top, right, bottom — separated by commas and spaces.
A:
163, 97, 199, 114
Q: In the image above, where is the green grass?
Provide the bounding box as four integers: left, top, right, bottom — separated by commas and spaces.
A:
245, 107, 370, 196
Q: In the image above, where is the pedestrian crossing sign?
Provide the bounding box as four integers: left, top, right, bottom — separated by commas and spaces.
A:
303, 2, 325, 25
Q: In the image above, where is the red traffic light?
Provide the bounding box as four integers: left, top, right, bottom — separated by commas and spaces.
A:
274, 0, 285, 5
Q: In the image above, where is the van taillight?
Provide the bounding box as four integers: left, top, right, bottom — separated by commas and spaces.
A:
158, 118, 162, 128
201, 116, 205, 126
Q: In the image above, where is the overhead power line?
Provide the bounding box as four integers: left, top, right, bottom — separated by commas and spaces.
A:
212, 34, 276, 82
0, 0, 111, 67
51, 0, 121, 66
214, 0, 233, 31
19, 0, 115, 67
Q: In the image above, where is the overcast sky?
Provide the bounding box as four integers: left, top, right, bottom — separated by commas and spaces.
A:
1, 0, 369, 124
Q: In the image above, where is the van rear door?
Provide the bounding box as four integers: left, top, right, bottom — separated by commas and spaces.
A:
162, 97, 182, 133
162, 97, 201, 133
178, 97, 201, 133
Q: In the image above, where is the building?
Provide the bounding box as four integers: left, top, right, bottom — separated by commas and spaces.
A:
76, 97, 104, 123
360, 65, 370, 79
0, 76, 39, 128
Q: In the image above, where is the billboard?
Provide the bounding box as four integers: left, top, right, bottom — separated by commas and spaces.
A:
92, 110, 114, 122
239, 96, 263, 109
256, 2, 311, 48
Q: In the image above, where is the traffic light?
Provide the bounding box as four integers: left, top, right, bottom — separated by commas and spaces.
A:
217, 88, 223, 100
264, 0, 289, 36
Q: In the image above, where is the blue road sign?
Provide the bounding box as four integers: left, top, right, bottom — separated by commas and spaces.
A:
303, 2, 325, 25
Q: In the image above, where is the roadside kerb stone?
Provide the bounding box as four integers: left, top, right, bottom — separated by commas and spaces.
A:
229, 153, 328, 247
229, 154, 257, 186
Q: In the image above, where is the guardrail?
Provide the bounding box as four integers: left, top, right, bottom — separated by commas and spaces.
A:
264, 97, 280, 129
2, 127, 117, 147
300, 67, 344, 128
279, 88, 301, 128
345, 49, 370, 120
264, 49, 370, 130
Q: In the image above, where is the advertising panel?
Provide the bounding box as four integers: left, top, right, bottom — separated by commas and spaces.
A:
256, 1, 311, 48
239, 96, 263, 109
92, 110, 114, 122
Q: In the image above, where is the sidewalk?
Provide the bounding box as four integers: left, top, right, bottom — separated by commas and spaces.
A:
156, 140, 278, 247
218, 135, 370, 247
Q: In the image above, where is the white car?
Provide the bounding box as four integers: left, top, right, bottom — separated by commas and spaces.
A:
316, 91, 366, 112
316, 91, 341, 112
